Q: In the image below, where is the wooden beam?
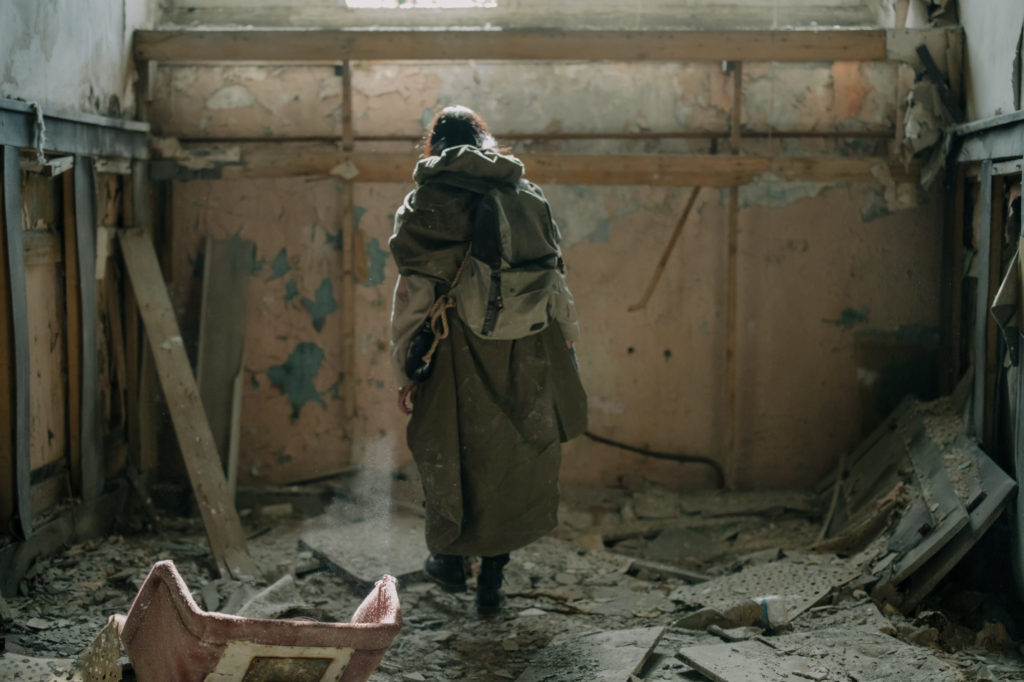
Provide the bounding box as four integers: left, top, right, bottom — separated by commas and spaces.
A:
134, 28, 888, 63
1, 146, 31, 539
73, 157, 104, 502
169, 143, 919, 186
340, 63, 358, 454
196, 235, 252, 487
972, 161, 993, 440
984, 176, 1005, 448
118, 229, 260, 581
724, 65, 743, 490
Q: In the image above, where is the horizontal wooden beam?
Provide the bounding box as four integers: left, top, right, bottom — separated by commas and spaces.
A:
135, 28, 892, 63
0, 99, 149, 160
155, 142, 919, 187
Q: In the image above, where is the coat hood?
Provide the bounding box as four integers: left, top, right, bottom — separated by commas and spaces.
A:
413, 145, 524, 190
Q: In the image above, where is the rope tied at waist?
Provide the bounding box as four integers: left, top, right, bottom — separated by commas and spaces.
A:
420, 249, 473, 366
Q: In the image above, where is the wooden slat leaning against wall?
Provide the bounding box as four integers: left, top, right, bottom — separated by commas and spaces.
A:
119, 229, 261, 581
73, 156, 104, 502
0, 146, 32, 539
197, 234, 253, 497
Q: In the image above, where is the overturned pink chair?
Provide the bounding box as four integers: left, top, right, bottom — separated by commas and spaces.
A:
112, 560, 402, 682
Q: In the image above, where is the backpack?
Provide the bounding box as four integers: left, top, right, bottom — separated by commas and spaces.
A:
453, 182, 566, 340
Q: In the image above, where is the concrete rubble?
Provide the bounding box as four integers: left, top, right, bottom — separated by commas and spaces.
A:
2, 405, 1023, 682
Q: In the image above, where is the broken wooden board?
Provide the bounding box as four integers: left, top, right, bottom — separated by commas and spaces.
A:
118, 229, 260, 582
677, 491, 819, 517
884, 411, 970, 586
669, 553, 861, 621
900, 436, 1017, 610
300, 511, 428, 586
678, 626, 962, 682
516, 626, 665, 682
196, 234, 253, 494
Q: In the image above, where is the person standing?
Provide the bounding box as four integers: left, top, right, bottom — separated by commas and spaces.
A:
389, 105, 587, 614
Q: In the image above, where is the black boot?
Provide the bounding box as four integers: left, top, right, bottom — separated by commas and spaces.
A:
477, 554, 510, 615
423, 554, 467, 593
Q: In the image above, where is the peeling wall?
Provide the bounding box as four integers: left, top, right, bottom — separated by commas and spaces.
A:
0, 0, 157, 116
152, 61, 898, 144
959, 0, 1024, 121
158, 60, 940, 490
169, 179, 353, 485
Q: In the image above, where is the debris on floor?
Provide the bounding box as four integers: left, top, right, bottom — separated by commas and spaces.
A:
2, 398, 1022, 682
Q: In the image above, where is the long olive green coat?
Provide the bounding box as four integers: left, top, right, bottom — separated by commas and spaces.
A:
390, 146, 588, 558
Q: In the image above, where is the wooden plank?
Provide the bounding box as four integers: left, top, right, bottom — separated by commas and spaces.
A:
105, 263, 128, 435
629, 559, 709, 584
22, 231, 62, 266
138, 337, 159, 472
887, 418, 970, 585
180, 143, 920, 186
723, 63, 742, 489
948, 166, 966, 385
340, 62, 358, 445
516, 627, 665, 682
135, 28, 888, 63
196, 234, 252, 479
118, 228, 260, 581
983, 176, 1004, 447
62, 170, 82, 495
901, 437, 1017, 610
127, 158, 157, 472
73, 156, 104, 502
1, 146, 31, 539
972, 161, 993, 439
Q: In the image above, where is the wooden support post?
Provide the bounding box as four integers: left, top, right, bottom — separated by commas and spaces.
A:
72, 156, 104, 502
340, 61, 358, 450
1, 146, 31, 539
984, 176, 1005, 448
946, 165, 966, 386
129, 159, 159, 473
723, 63, 743, 489
972, 160, 993, 440
119, 229, 260, 581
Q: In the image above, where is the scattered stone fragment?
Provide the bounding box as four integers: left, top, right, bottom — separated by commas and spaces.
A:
402, 672, 426, 682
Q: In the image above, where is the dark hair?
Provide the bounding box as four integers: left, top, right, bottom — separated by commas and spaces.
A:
423, 105, 502, 157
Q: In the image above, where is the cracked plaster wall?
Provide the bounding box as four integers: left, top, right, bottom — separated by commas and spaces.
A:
0, 0, 157, 116
959, 0, 1024, 121
158, 60, 939, 490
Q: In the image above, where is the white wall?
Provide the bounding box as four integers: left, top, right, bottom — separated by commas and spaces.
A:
0, 0, 158, 117
959, 0, 1024, 121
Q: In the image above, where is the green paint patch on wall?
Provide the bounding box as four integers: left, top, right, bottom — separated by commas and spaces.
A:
284, 278, 299, 302
827, 306, 870, 329
302, 278, 339, 332
267, 342, 327, 418
364, 237, 390, 287
270, 248, 290, 280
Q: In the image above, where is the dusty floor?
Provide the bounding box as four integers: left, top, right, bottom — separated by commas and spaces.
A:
2, 482, 1024, 682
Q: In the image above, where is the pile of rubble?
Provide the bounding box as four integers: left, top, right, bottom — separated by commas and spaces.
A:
2, 398, 1023, 682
